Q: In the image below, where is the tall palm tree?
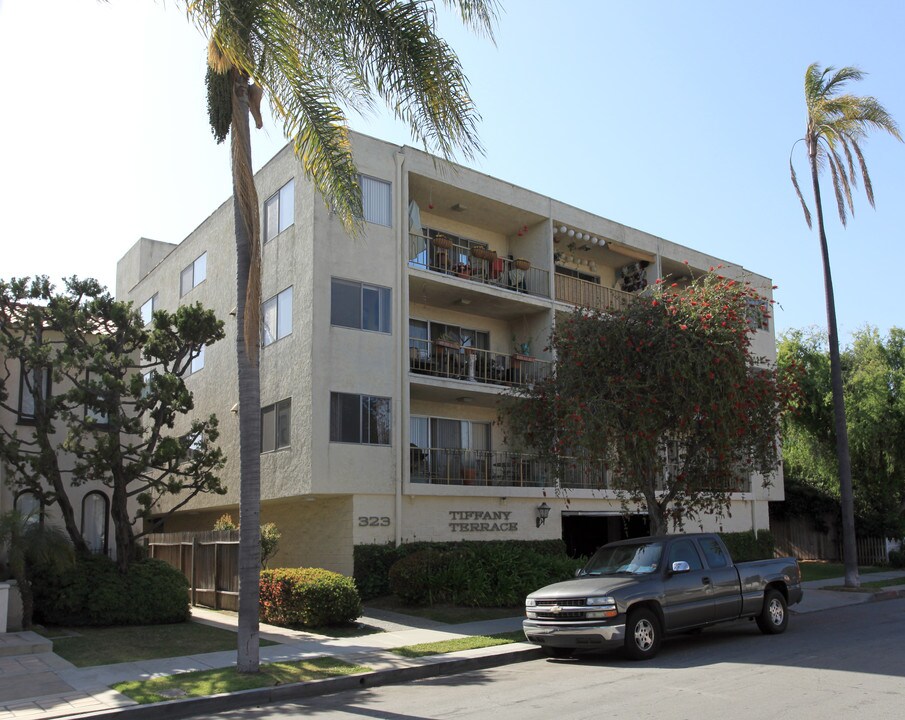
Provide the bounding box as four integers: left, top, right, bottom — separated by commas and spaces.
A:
178, 0, 498, 672
791, 63, 901, 588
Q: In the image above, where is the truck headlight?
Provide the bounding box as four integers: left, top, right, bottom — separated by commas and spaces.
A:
525, 598, 537, 607
586, 596, 615, 606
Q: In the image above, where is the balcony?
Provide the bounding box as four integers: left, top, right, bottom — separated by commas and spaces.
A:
409, 339, 551, 389
554, 273, 636, 313
408, 232, 550, 299
409, 448, 610, 490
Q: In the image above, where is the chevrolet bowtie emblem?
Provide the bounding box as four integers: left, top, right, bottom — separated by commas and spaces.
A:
550, 605, 562, 613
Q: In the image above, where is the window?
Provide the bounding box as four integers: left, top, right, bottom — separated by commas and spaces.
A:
262, 287, 293, 346
261, 398, 292, 453
189, 345, 205, 375
667, 539, 704, 571
14, 490, 43, 526
140, 294, 157, 325
264, 179, 295, 242
698, 537, 729, 569
555, 265, 600, 284
331, 278, 391, 333
85, 371, 109, 426
330, 392, 391, 445
746, 297, 770, 331
18, 364, 51, 423
180, 252, 207, 296
81, 492, 109, 555
361, 175, 391, 226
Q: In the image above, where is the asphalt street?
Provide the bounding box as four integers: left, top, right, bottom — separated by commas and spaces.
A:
195, 598, 905, 720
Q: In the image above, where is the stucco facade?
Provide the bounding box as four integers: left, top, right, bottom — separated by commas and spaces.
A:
116, 131, 782, 576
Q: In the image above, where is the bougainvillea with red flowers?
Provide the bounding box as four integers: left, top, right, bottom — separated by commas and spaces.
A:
501, 270, 798, 535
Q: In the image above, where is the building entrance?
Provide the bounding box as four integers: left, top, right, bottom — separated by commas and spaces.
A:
561, 513, 649, 558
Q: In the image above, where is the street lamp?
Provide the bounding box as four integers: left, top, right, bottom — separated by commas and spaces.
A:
536, 502, 551, 528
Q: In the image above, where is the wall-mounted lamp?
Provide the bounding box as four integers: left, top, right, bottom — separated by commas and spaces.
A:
536, 502, 551, 528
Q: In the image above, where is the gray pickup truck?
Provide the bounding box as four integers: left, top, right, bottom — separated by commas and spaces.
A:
523, 533, 802, 660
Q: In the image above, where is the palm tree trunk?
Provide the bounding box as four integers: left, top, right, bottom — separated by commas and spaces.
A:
808, 142, 860, 588
231, 71, 262, 673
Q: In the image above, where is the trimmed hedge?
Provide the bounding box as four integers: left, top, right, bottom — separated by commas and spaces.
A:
719, 530, 776, 562
34, 555, 189, 626
354, 539, 569, 601
259, 568, 362, 627
888, 549, 905, 569
384, 541, 582, 607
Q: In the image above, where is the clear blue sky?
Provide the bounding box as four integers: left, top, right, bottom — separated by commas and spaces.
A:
1, 1, 902, 342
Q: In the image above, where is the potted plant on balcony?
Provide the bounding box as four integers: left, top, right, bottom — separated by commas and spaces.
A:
435, 331, 462, 350
433, 233, 452, 250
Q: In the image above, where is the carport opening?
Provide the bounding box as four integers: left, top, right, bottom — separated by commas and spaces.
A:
562, 513, 649, 558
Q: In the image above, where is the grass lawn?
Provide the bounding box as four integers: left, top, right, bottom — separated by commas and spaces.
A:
40, 622, 277, 667
366, 596, 521, 625
112, 657, 369, 704
798, 562, 886, 583
390, 631, 526, 659
823, 576, 905, 592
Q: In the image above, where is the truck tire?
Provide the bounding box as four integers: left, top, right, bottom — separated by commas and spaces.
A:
624, 607, 661, 660
756, 589, 788, 634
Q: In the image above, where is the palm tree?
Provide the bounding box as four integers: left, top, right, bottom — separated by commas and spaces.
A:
178, 0, 498, 672
790, 63, 901, 588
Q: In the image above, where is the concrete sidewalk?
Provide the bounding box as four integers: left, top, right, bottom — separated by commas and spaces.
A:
3, 571, 905, 720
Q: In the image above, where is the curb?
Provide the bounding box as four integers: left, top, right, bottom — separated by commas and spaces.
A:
56, 645, 545, 720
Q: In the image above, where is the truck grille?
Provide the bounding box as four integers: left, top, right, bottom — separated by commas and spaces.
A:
535, 598, 587, 607
531, 597, 598, 621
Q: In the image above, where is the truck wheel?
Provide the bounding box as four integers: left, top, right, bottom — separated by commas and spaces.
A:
624, 608, 661, 660
756, 589, 788, 634
545, 647, 574, 659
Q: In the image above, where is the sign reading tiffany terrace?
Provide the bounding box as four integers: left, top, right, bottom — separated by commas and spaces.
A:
449, 510, 518, 533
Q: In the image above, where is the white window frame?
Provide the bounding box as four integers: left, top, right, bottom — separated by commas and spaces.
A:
264, 178, 295, 242
18, 364, 51, 424
361, 175, 392, 227
180, 253, 207, 297
330, 278, 392, 334
189, 345, 205, 375
261, 398, 292, 453
262, 287, 293, 346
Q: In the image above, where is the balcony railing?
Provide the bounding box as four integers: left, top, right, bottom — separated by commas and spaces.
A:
409, 340, 551, 388
408, 233, 550, 299
554, 273, 636, 313
409, 448, 610, 489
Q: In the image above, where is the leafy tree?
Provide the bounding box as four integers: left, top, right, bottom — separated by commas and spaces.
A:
779, 327, 905, 538
0, 276, 226, 570
502, 272, 791, 536
0, 509, 74, 629
790, 63, 902, 587
176, 0, 498, 672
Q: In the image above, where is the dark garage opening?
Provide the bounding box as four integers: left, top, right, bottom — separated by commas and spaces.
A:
562, 513, 650, 558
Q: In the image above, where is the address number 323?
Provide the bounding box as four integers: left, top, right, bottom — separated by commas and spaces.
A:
358, 516, 391, 527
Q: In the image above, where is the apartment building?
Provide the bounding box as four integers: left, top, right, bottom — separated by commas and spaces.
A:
116, 131, 782, 576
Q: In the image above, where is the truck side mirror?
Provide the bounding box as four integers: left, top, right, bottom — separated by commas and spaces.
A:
671, 560, 691, 574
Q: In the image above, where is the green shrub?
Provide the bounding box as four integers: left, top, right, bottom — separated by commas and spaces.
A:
720, 530, 775, 562
354, 539, 570, 601
33, 555, 189, 626
260, 568, 362, 627
888, 548, 905, 568
385, 541, 582, 607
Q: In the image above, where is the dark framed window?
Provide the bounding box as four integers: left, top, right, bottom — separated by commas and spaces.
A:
698, 537, 730, 569
360, 175, 391, 226
331, 278, 391, 333
261, 398, 292, 453
81, 491, 109, 555
189, 345, 205, 375
14, 490, 44, 526
18, 364, 51, 424
180, 252, 207, 296
262, 287, 293, 346
667, 539, 705, 571
84, 370, 110, 426
330, 392, 391, 445
140, 294, 157, 325
264, 179, 295, 242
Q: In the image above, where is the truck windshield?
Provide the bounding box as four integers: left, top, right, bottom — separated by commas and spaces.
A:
579, 542, 663, 576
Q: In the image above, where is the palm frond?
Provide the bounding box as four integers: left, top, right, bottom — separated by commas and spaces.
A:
851, 138, 875, 208
441, 0, 500, 40
789, 157, 812, 229
826, 148, 848, 227
828, 146, 854, 217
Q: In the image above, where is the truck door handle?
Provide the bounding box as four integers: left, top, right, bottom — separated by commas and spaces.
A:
702, 577, 711, 585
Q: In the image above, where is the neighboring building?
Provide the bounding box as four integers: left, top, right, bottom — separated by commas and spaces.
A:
116, 131, 782, 575
0, 343, 115, 556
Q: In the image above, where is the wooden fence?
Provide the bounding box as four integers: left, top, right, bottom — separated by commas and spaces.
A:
771, 517, 889, 564
147, 530, 239, 611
